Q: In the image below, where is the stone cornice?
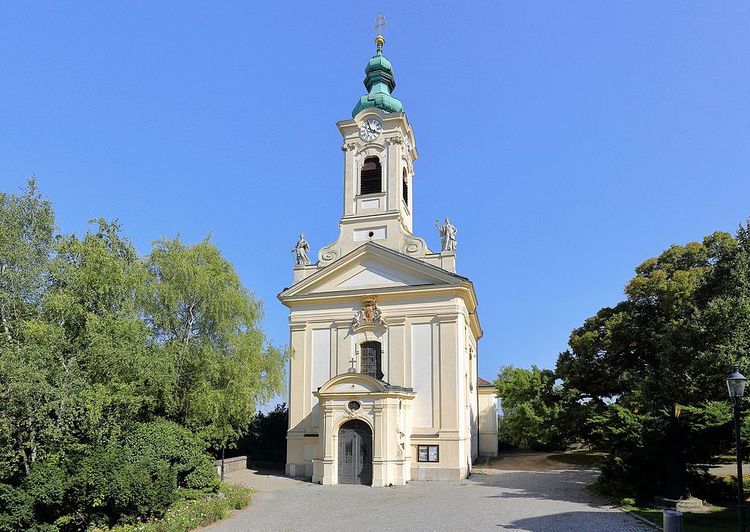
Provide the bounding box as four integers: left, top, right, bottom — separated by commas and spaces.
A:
315, 390, 416, 400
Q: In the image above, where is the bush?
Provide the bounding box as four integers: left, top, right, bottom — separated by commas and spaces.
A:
124, 420, 219, 492
0, 484, 33, 532
98, 483, 252, 532
2, 420, 220, 530
688, 472, 750, 503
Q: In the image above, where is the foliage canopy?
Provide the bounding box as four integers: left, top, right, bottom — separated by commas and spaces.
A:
0, 178, 287, 530
497, 222, 750, 498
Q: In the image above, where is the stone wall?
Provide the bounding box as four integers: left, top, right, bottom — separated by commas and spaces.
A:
214, 455, 247, 476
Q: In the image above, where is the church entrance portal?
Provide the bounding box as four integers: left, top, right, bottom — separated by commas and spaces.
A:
338, 420, 372, 485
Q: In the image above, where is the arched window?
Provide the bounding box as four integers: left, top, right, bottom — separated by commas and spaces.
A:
360, 341, 383, 380
402, 168, 409, 205
360, 157, 382, 195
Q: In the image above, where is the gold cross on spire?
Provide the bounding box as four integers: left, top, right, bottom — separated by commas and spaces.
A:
374, 13, 387, 51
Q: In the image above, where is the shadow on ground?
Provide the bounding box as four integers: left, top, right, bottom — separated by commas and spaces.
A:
495, 510, 646, 531
210, 465, 651, 531
470, 469, 609, 506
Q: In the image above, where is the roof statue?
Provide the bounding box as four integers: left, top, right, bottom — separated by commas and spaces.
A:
292, 233, 311, 266
436, 218, 458, 253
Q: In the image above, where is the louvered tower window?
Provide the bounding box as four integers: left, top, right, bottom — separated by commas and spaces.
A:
360, 157, 382, 195
402, 168, 409, 205
360, 341, 383, 380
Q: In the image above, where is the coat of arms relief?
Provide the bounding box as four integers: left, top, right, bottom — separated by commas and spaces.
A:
352, 295, 384, 328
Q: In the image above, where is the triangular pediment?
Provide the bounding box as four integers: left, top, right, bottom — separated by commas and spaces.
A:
279, 243, 463, 300
335, 259, 428, 289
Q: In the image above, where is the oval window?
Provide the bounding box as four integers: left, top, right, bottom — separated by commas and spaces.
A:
348, 401, 361, 411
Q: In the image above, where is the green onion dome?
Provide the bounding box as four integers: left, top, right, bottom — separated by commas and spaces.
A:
352, 35, 404, 117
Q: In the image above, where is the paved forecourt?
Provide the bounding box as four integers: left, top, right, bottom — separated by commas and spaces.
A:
208, 468, 651, 532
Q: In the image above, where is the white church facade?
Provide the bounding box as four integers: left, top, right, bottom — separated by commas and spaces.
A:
278, 35, 498, 487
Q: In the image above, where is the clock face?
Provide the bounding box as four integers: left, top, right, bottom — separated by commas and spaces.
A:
359, 119, 382, 141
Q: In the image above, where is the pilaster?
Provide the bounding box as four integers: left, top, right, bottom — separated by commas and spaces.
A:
386, 317, 406, 387
437, 314, 459, 432
333, 320, 353, 376
288, 323, 307, 431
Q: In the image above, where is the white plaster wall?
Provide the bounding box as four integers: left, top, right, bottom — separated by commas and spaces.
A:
478, 389, 499, 457
310, 328, 331, 428
284, 286, 481, 478
411, 322, 433, 428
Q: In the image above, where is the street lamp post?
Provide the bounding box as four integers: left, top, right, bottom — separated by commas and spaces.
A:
727, 364, 748, 532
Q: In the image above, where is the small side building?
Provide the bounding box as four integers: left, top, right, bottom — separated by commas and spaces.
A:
477, 378, 499, 458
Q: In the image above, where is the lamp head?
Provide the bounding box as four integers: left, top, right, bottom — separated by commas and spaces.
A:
727, 364, 747, 399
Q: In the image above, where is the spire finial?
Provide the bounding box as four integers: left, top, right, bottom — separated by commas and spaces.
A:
352, 12, 403, 117
374, 13, 387, 53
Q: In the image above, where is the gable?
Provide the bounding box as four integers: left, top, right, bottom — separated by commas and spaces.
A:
280, 242, 463, 299
327, 381, 381, 393
310, 257, 443, 294
317, 373, 389, 394
333, 259, 431, 290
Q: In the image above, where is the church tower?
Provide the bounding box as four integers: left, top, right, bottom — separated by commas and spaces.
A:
319, 34, 419, 262
279, 34, 495, 487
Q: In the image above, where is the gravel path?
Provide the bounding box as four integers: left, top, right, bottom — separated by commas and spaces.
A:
208, 468, 651, 532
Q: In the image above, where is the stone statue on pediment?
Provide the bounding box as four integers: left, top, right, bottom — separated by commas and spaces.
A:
292, 233, 310, 266
436, 218, 457, 253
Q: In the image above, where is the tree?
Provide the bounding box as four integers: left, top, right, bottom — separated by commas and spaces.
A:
555, 226, 750, 498
235, 403, 288, 464
144, 237, 287, 451
494, 365, 568, 449
0, 179, 288, 529
0, 177, 54, 347
0, 178, 56, 483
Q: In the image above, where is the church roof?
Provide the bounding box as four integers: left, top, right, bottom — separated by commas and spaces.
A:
352, 35, 404, 117
477, 377, 494, 387
278, 242, 483, 340
278, 241, 470, 299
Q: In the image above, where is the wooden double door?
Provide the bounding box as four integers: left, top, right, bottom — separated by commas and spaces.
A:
338, 420, 373, 485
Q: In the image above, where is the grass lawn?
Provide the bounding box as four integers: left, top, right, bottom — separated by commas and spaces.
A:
621, 502, 739, 532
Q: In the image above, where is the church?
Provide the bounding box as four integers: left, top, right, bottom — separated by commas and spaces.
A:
278, 34, 498, 487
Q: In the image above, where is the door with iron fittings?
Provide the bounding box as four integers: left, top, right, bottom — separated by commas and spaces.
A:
338, 420, 372, 485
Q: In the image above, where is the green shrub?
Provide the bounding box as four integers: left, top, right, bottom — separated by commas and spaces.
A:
99, 483, 251, 532
688, 472, 750, 503
71, 437, 179, 524
183, 460, 219, 491
0, 484, 34, 532
124, 420, 219, 492
23, 456, 68, 517
4, 420, 221, 530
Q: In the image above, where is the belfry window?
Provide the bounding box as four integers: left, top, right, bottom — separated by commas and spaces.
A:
360, 157, 382, 195
360, 341, 383, 380
402, 168, 409, 205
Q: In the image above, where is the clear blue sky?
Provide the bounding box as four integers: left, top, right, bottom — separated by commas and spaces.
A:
2, 2, 749, 397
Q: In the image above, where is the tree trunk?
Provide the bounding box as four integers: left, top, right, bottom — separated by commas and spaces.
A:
0, 300, 13, 344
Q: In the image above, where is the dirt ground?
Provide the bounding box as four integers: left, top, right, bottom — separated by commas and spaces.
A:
476, 452, 594, 472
